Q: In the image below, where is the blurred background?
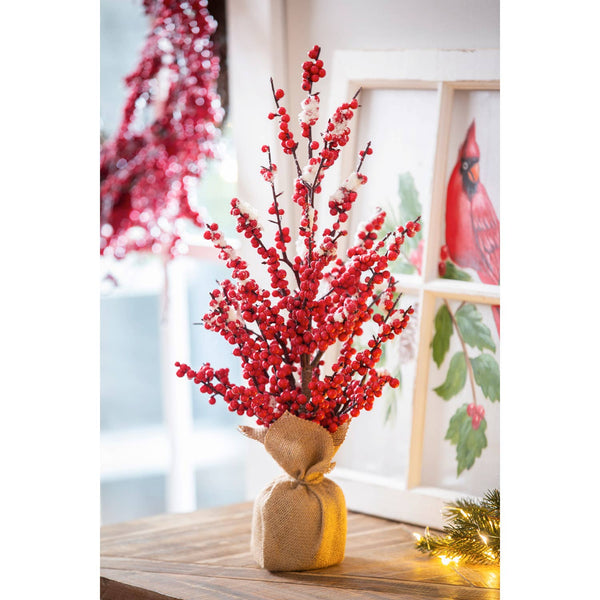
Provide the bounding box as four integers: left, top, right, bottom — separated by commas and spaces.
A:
100, 0, 500, 526
100, 0, 246, 524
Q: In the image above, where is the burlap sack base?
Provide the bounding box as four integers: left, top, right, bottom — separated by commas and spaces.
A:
240, 412, 349, 572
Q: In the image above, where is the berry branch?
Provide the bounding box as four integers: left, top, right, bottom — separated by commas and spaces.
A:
269, 77, 303, 178
356, 140, 372, 173
176, 45, 421, 432
261, 145, 301, 288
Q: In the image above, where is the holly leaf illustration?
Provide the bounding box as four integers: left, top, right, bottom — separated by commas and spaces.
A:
455, 304, 496, 353
398, 172, 422, 222
395, 262, 417, 275
441, 261, 472, 281
433, 352, 466, 400
445, 404, 488, 475
432, 304, 453, 367
471, 354, 500, 402
397, 172, 422, 252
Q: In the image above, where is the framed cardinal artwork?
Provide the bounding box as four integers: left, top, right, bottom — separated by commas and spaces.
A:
323, 49, 499, 528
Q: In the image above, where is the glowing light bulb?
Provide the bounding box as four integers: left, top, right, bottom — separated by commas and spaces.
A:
479, 533, 488, 545
440, 556, 451, 565
412, 533, 422, 542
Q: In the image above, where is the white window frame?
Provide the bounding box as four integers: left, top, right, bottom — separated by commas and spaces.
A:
100, 240, 243, 517
326, 49, 500, 529
100, 0, 290, 520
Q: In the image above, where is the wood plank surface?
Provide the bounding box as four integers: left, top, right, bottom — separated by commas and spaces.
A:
101, 502, 499, 599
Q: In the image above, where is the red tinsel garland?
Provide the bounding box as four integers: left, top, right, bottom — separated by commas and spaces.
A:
100, 0, 223, 259
175, 45, 421, 433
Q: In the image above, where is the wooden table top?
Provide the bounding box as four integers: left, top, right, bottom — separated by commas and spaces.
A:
101, 501, 499, 599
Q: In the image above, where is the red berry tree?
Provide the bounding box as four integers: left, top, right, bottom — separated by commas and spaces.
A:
100, 0, 223, 260
176, 45, 421, 433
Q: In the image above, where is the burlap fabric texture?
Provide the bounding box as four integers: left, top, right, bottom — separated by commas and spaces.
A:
239, 411, 349, 572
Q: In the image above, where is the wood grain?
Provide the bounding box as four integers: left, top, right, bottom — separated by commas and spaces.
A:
101, 502, 499, 599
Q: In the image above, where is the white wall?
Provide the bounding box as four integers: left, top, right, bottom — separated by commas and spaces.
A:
283, 0, 499, 138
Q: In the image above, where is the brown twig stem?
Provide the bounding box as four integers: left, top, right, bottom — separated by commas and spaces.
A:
443, 298, 477, 406
270, 77, 302, 177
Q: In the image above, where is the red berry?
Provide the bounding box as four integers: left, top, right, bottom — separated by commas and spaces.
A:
173, 44, 422, 435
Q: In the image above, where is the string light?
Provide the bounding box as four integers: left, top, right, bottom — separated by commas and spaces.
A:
414, 489, 500, 566
439, 555, 461, 566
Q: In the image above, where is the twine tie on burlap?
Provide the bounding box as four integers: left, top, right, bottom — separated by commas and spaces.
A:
289, 471, 325, 487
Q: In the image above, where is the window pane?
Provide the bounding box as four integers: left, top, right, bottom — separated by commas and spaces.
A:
421, 297, 499, 495
101, 292, 163, 431
186, 259, 243, 426
195, 461, 246, 508
100, 0, 148, 137
101, 474, 166, 525
192, 427, 246, 509
439, 89, 500, 284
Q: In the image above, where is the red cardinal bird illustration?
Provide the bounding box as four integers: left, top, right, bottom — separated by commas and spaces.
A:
445, 120, 500, 333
